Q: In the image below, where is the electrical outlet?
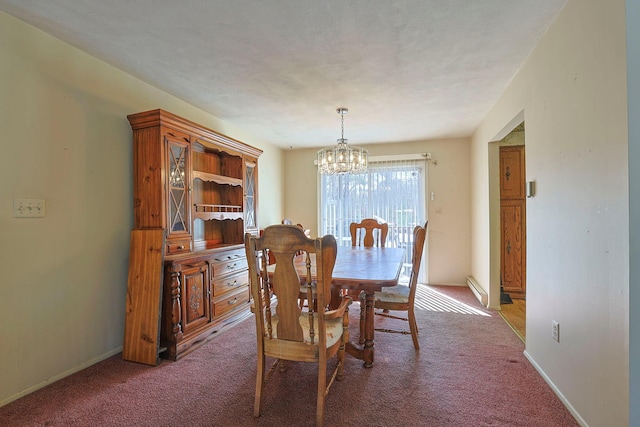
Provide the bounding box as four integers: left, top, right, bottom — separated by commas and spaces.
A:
552, 320, 560, 342
13, 198, 46, 218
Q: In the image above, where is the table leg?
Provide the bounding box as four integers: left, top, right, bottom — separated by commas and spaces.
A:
345, 290, 375, 368
361, 290, 375, 367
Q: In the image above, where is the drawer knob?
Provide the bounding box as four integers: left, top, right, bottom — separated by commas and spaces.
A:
177, 245, 185, 250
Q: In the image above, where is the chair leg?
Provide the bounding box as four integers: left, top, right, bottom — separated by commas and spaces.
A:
358, 292, 366, 344
337, 308, 349, 381
408, 308, 420, 350
317, 358, 327, 427
254, 353, 266, 417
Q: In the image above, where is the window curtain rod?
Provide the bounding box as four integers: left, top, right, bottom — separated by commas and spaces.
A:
368, 153, 430, 162
314, 152, 431, 165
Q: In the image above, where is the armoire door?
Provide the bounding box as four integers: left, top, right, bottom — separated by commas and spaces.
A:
500, 145, 526, 299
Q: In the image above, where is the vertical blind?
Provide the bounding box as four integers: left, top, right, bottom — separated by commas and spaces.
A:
319, 157, 428, 279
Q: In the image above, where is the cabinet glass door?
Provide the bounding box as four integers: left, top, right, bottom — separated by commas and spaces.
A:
244, 159, 257, 232
167, 139, 190, 235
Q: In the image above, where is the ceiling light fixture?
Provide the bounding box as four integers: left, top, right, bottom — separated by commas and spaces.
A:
317, 108, 368, 175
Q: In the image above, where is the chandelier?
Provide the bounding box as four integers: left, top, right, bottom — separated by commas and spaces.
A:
317, 108, 368, 175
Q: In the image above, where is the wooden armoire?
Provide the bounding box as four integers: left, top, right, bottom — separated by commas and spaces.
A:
123, 109, 261, 364
499, 145, 526, 299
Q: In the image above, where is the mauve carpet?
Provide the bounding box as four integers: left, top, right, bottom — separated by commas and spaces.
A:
0, 285, 578, 427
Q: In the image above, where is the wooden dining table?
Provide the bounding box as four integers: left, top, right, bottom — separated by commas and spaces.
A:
333, 246, 405, 367
276, 246, 405, 368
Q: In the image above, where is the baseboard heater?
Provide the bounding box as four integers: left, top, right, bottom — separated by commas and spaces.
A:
466, 275, 488, 307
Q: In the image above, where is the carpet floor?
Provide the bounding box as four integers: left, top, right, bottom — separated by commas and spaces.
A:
0, 285, 578, 426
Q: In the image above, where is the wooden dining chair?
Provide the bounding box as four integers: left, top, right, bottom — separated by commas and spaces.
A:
350, 218, 388, 248
245, 225, 351, 427
361, 221, 427, 350
349, 218, 389, 328
281, 219, 316, 308
262, 221, 311, 266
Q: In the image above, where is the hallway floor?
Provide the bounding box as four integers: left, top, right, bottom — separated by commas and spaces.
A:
500, 298, 526, 342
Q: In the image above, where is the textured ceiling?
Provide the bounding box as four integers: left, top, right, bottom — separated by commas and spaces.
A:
0, 0, 566, 149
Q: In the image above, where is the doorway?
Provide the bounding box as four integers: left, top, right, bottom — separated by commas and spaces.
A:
497, 123, 526, 340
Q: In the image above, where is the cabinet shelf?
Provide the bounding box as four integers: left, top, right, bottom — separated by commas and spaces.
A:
192, 170, 242, 187
193, 204, 243, 221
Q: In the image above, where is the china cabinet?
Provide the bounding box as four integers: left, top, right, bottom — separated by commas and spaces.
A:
124, 109, 261, 364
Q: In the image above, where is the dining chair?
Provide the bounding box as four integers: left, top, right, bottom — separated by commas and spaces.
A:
262, 221, 311, 266
350, 218, 389, 248
349, 218, 389, 331
245, 225, 351, 427
281, 219, 316, 308
361, 221, 427, 350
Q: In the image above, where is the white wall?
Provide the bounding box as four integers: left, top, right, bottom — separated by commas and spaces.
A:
283, 138, 471, 285
627, 0, 640, 424
0, 11, 283, 406
471, 0, 628, 425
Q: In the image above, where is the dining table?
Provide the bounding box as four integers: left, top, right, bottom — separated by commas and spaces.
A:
278, 246, 406, 368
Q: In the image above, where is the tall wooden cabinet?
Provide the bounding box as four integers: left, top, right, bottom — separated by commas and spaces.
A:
499, 145, 526, 299
125, 109, 261, 363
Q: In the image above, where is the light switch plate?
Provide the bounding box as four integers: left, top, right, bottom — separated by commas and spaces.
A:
13, 198, 46, 218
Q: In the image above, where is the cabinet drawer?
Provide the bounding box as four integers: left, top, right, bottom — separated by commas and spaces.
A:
211, 251, 247, 276
166, 238, 192, 255
212, 270, 248, 297
213, 287, 249, 318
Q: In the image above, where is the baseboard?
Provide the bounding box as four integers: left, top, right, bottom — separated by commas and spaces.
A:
1, 312, 255, 409
0, 347, 123, 408
466, 275, 488, 307
523, 350, 588, 427
426, 282, 466, 287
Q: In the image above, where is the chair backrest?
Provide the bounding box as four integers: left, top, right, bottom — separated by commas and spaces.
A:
350, 218, 389, 247
282, 219, 311, 247
408, 221, 428, 301
245, 225, 337, 346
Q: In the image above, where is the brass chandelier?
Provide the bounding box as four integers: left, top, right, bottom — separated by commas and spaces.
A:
317, 108, 368, 175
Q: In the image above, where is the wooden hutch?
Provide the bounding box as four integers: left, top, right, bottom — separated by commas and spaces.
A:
123, 109, 261, 364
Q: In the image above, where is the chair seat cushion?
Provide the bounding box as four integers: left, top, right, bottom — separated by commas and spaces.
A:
270, 313, 344, 347
375, 284, 410, 304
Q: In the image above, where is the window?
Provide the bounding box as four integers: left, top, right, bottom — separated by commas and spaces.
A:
319, 156, 428, 281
